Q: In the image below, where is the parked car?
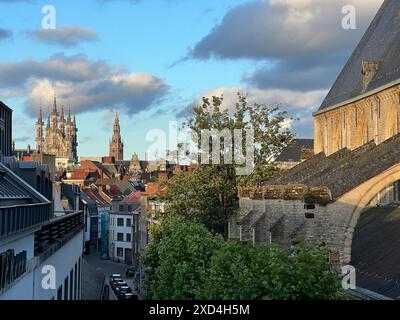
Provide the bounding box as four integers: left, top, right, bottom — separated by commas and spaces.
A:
110, 277, 123, 288
120, 293, 138, 300
117, 286, 133, 300
114, 282, 128, 294
110, 274, 122, 282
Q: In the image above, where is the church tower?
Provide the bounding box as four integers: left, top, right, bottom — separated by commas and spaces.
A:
35, 95, 79, 165
109, 111, 124, 160
72, 113, 78, 162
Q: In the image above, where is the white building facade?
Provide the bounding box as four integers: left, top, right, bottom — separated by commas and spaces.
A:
0, 163, 84, 300
109, 204, 134, 264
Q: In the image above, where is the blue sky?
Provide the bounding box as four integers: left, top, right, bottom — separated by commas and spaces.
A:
0, 0, 383, 159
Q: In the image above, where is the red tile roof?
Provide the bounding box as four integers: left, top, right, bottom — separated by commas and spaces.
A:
123, 175, 141, 181
82, 188, 109, 205
99, 185, 125, 202
146, 182, 168, 197
95, 178, 115, 185
70, 169, 91, 180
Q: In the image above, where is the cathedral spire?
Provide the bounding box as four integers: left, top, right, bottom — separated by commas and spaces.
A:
109, 110, 124, 160
52, 93, 57, 113
59, 100, 65, 135
67, 108, 72, 124
46, 109, 51, 129
52, 94, 58, 129
36, 105, 44, 152
38, 105, 43, 122
60, 100, 65, 119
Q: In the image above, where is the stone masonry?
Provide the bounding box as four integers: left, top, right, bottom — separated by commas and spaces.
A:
229, 133, 400, 264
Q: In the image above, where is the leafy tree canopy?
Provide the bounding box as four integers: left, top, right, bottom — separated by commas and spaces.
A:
158, 94, 295, 235
143, 218, 341, 300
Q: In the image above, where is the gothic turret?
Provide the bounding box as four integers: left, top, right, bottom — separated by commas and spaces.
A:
109, 111, 124, 160
59, 102, 65, 135
35, 95, 79, 165
66, 108, 72, 137
36, 106, 44, 152
72, 112, 78, 162
51, 95, 58, 130
46, 110, 51, 130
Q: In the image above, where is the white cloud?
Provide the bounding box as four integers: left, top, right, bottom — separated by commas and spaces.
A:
197, 86, 327, 112
181, 86, 327, 137
30, 26, 99, 47
0, 53, 170, 117
192, 0, 383, 60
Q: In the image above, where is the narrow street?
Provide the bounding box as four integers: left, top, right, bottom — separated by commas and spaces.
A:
84, 254, 136, 300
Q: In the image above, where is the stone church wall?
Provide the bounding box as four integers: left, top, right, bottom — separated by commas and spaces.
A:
314, 86, 400, 156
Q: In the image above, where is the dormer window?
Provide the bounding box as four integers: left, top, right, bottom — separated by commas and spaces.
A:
362, 60, 382, 90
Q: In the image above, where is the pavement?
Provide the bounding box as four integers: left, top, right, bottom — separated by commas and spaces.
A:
84, 253, 135, 300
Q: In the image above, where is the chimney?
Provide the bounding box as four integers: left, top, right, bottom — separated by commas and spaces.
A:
300, 148, 314, 162
362, 60, 382, 90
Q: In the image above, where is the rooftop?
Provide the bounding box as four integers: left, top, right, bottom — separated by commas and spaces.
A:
319, 0, 400, 112
275, 139, 314, 163
255, 132, 400, 201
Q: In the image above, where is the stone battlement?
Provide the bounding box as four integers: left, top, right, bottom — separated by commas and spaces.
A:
238, 185, 331, 205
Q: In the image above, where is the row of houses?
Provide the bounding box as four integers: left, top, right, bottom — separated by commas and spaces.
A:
59, 153, 200, 263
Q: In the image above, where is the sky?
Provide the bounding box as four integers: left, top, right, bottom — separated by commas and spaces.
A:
0, 0, 384, 159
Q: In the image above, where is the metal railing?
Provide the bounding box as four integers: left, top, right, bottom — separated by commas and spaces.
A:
0, 203, 51, 239
34, 211, 84, 264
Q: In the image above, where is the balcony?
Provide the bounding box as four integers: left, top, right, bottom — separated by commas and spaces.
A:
0, 203, 51, 239
34, 211, 84, 264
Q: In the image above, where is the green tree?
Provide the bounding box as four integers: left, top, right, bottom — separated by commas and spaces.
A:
160, 94, 295, 236
142, 219, 341, 300
161, 165, 237, 235
142, 217, 223, 300
184, 94, 295, 183
199, 241, 341, 300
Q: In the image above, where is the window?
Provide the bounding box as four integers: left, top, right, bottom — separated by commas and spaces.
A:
128, 205, 133, 212
117, 247, 124, 257
117, 233, 124, 241
126, 218, 131, 227
126, 233, 131, 242
119, 205, 125, 212
117, 218, 124, 226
